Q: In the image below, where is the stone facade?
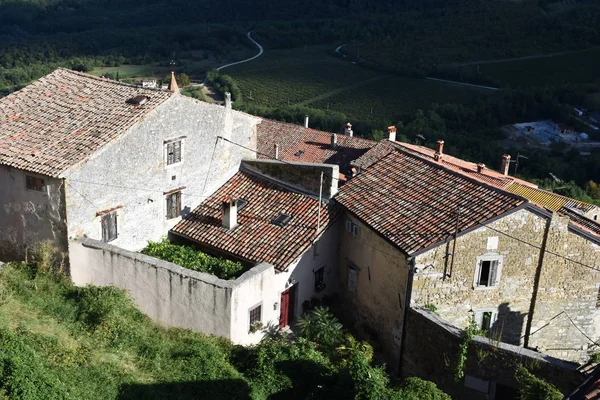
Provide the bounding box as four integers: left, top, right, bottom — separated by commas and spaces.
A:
338, 210, 410, 372
0, 166, 68, 261
64, 96, 259, 253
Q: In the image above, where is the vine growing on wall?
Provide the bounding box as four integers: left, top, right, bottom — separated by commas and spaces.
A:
454, 316, 479, 383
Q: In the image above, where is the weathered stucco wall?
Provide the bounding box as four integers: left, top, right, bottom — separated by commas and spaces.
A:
0, 165, 68, 261
338, 210, 409, 372
64, 95, 259, 252
412, 208, 600, 363
403, 307, 582, 400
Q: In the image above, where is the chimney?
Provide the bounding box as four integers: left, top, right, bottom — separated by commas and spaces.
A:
331, 134, 338, 149
477, 163, 485, 173
434, 140, 444, 161
222, 197, 238, 230
344, 122, 353, 137
304, 115, 309, 128
225, 92, 231, 110
501, 154, 511, 176
274, 144, 279, 160
387, 126, 397, 141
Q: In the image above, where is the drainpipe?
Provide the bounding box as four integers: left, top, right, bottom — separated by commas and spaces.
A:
398, 256, 415, 377
523, 216, 552, 348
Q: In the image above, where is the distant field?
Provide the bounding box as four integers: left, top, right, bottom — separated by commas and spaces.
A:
473, 48, 600, 88
227, 45, 493, 122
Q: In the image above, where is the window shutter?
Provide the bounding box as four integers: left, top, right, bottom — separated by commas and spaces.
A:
489, 260, 498, 287
166, 194, 173, 218
109, 212, 117, 241
173, 141, 182, 163
176, 192, 181, 216
102, 212, 117, 242
345, 220, 352, 232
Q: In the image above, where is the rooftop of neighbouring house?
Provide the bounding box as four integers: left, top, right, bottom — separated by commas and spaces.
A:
0, 68, 173, 177
506, 182, 598, 213
559, 206, 600, 238
336, 148, 528, 255
257, 118, 376, 176
171, 167, 339, 272
352, 139, 537, 190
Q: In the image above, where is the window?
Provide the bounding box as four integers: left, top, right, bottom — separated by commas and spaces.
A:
165, 140, 182, 165
474, 257, 502, 289
166, 191, 182, 219
26, 175, 45, 192
596, 286, 600, 308
101, 211, 118, 242
314, 267, 325, 292
346, 219, 360, 238
271, 212, 292, 227
474, 309, 498, 331
249, 304, 262, 329
348, 265, 359, 292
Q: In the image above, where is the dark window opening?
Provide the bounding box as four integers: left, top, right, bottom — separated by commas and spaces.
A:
481, 312, 493, 331
477, 260, 498, 287
294, 150, 305, 157
26, 176, 45, 192
166, 191, 182, 219
314, 267, 325, 292
249, 305, 262, 328
271, 212, 292, 227
237, 199, 249, 212
166, 140, 182, 165
101, 211, 118, 242
127, 95, 149, 105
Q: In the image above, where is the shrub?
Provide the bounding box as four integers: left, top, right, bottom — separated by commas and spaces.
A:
141, 238, 244, 279
296, 307, 344, 354
206, 71, 241, 101
515, 364, 563, 400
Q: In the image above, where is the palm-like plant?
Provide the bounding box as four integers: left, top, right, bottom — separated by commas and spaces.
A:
296, 307, 344, 353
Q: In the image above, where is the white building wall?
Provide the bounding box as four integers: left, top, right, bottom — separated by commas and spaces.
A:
63, 96, 259, 252
0, 165, 67, 261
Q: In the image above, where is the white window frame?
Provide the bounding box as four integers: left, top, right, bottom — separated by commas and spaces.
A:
473, 308, 498, 331
25, 174, 47, 194
164, 136, 185, 167
248, 302, 262, 331
473, 255, 503, 290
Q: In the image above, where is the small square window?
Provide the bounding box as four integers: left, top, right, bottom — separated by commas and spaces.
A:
26, 176, 45, 192
314, 267, 325, 292
101, 211, 118, 242
474, 258, 501, 289
165, 140, 182, 165
249, 304, 262, 329
166, 191, 182, 219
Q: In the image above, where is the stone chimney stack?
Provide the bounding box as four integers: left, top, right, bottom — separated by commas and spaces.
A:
304, 115, 309, 128
434, 140, 444, 162
222, 197, 238, 230
387, 126, 397, 142
331, 134, 338, 149
477, 163, 485, 173
225, 92, 232, 110
344, 123, 353, 137
501, 154, 511, 176
274, 144, 279, 160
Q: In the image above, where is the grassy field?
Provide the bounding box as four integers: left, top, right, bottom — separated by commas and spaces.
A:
227, 45, 494, 123
472, 47, 600, 89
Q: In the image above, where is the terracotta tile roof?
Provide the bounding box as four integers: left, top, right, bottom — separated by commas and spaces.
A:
506, 183, 598, 214
257, 119, 375, 172
171, 170, 339, 271
559, 206, 600, 238
336, 149, 526, 255
353, 140, 536, 190
0, 68, 172, 177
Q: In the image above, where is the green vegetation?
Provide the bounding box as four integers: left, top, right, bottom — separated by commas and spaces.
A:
141, 238, 244, 280
181, 86, 206, 102
0, 258, 449, 399
206, 71, 242, 101
515, 365, 563, 400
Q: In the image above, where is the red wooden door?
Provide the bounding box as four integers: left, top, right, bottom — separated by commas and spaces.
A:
279, 285, 297, 328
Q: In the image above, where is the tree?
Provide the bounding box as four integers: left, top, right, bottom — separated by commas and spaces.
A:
515, 365, 562, 400
176, 73, 190, 87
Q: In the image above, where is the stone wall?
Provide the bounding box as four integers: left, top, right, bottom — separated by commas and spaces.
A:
64, 95, 260, 252
242, 159, 339, 198
69, 237, 274, 340
338, 210, 409, 373
402, 307, 583, 399
412, 208, 600, 363
0, 165, 68, 261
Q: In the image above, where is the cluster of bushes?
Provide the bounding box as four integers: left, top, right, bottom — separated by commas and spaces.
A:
141, 238, 244, 279
206, 71, 241, 101
181, 86, 206, 101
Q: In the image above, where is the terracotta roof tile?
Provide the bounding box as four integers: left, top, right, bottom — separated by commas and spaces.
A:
0, 68, 172, 177
337, 149, 526, 255
559, 206, 600, 238
171, 170, 339, 271
257, 119, 375, 172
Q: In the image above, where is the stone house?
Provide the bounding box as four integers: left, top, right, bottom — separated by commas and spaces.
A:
170, 159, 341, 344
335, 145, 600, 373
0, 68, 259, 262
